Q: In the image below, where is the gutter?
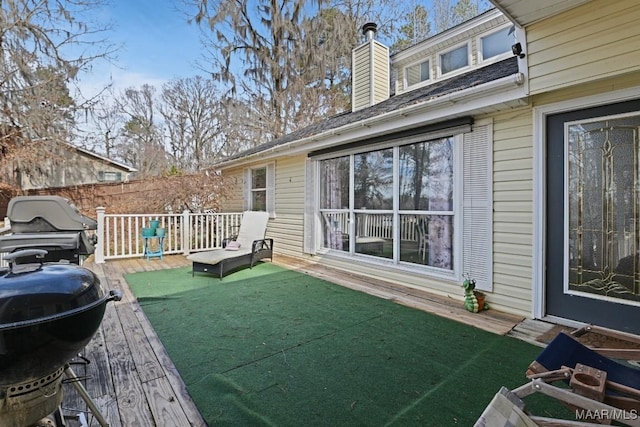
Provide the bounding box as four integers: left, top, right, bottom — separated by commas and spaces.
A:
215, 72, 527, 170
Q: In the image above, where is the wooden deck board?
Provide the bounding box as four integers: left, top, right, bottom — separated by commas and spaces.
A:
63, 253, 547, 426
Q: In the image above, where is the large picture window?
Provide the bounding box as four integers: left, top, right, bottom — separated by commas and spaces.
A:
319, 137, 455, 270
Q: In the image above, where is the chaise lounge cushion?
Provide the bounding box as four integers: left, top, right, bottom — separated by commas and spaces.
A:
186, 211, 273, 278
187, 246, 253, 264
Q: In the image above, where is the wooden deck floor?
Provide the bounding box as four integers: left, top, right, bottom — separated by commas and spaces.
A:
63, 254, 552, 426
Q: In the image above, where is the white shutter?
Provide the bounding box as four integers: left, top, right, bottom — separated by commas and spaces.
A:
303, 159, 317, 254
242, 168, 250, 211
462, 123, 493, 291
266, 163, 276, 218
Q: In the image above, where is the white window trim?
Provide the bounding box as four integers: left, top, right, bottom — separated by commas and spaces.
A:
403, 58, 432, 91
476, 23, 513, 65
243, 162, 276, 218
437, 40, 472, 79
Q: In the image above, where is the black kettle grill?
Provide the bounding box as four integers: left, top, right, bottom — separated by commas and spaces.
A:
0, 195, 98, 264
0, 250, 121, 427
0, 196, 121, 427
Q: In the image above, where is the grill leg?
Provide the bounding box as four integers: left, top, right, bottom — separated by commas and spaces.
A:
64, 364, 109, 427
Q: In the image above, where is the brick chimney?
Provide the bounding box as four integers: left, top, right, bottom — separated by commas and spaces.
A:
351, 22, 390, 112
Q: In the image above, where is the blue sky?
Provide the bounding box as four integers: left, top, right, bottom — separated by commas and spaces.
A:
77, 0, 486, 100
79, 0, 205, 98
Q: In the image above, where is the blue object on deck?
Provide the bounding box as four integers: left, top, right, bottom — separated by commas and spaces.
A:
143, 236, 164, 260
535, 332, 640, 389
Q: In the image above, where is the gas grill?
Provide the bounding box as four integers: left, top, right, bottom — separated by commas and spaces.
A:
0, 195, 97, 264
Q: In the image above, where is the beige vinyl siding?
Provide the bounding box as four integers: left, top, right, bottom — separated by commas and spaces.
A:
533, 72, 640, 107
218, 168, 244, 212
487, 107, 534, 317
222, 155, 307, 258
352, 41, 389, 111
372, 42, 389, 104
527, 0, 640, 95
269, 155, 306, 258
352, 44, 371, 111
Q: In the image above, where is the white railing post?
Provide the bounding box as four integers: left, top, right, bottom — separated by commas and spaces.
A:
182, 210, 191, 255
95, 207, 105, 264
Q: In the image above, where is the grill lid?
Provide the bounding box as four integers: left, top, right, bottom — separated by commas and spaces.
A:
0, 249, 104, 327
7, 195, 97, 233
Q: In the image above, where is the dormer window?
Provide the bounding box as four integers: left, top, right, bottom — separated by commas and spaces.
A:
405, 59, 431, 88
478, 25, 513, 62
439, 42, 470, 76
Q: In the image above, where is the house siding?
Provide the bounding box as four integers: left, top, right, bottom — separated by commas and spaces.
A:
352, 40, 388, 111
484, 107, 534, 316
372, 42, 389, 105
352, 44, 371, 111
21, 148, 131, 190
220, 169, 244, 212
527, 0, 640, 95
269, 155, 305, 257
221, 156, 307, 258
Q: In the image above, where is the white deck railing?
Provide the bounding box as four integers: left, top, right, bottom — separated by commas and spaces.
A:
0, 210, 244, 265
95, 209, 243, 263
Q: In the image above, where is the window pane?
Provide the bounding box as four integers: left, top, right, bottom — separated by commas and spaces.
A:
440, 45, 468, 74
252, 168, 266, 189
320, 156, 350, 209
398, 138, 454, 211
322, 211, 349, 251
355, 212, 392, 259
252, 190, 266, 211
399, 214, 453, 268
568, 115, 640, 303
354, 149, 393, 209
481, 27, 512, 59
406, 60, 430, 86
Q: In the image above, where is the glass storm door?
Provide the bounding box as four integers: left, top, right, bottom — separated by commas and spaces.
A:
546, 100, 640, 334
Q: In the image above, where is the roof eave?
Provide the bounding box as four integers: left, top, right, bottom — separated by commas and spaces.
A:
215, 72, 528, 170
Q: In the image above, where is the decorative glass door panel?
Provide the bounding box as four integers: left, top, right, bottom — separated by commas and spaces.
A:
567, 115, 640, 304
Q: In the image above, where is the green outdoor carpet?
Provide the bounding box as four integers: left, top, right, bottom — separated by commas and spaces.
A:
125, 263, 569, 426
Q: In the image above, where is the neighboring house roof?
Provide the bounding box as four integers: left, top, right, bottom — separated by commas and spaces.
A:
64, 142, 138, 172
220, 57, 519, 165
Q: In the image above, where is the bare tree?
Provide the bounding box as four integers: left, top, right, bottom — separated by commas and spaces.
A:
189, 0, 325, 140
114, 85, 168, 177
160, 76, 223, 170
0, 0, 115, 189
82, 93, 123, 159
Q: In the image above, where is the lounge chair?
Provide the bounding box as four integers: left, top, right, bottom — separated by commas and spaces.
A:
187, 211, 273, 279
477, 329, 640, 426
